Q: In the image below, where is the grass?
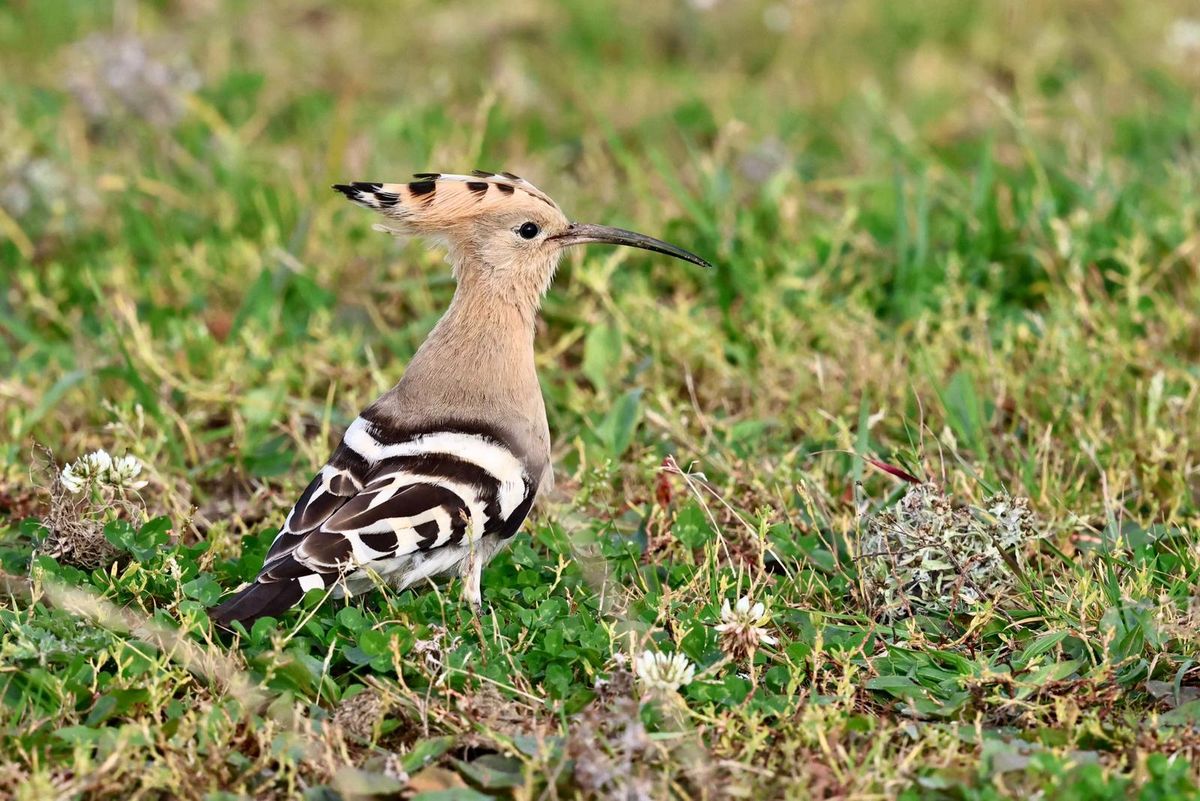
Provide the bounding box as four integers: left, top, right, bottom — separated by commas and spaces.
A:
2, 0, 1200, 798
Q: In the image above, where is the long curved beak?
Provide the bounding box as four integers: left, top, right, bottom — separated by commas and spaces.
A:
549, 222, 712, 269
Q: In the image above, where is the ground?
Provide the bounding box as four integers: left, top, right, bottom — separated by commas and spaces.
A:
2, 1, 1200, 799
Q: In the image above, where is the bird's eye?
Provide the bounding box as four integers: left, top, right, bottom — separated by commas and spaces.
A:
517, 222, 540, 240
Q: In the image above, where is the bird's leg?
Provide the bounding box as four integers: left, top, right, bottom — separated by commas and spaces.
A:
461, 546, 488, 652
463, 556, 482, 613
462, 548, 484, 615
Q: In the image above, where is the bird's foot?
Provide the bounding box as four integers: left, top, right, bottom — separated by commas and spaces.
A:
467, 599, 487, 656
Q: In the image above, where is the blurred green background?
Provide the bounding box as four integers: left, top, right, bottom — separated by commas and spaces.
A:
3, 0, 1198, 499
2, 1, 1200, 798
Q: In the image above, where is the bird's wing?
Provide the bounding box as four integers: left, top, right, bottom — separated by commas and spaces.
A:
210, 416, 536, 626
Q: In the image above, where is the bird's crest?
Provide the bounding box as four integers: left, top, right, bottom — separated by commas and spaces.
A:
333, 171, 562, 233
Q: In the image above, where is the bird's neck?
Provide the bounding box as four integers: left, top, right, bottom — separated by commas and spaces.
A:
379, 271, 542, 423
427, 277, 539, 366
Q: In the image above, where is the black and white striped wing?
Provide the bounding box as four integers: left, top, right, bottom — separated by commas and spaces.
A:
210, 417, 536, 626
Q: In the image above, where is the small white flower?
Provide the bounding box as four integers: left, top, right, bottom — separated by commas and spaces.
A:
105, 454, 147, 491
84, 449, 113, 473
59, 450, 147, 494
714, 595, 778, 659
635, 650, 695, 694
59, 464, 86, 493
59, 450, 113, 493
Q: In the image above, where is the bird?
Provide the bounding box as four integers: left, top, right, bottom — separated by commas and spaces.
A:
210, 170, 711, 628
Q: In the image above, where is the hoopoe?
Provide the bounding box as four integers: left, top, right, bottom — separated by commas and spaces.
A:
210, 171, 710, 627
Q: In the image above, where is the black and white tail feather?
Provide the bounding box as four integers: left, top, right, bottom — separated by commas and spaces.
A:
210, 413, 536, 628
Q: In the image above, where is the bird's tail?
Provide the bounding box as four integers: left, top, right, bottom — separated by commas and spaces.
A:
208, 580, 303, 629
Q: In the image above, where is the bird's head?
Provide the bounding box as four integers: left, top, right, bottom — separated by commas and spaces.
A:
334, 171, 710, 308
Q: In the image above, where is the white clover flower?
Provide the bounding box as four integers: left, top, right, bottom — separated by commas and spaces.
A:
59, 450, 147, 494
60, 450, 113, 494
635, 650, 695, 694
84, 449, 113, 473
59, 463, 86, 494
714, 595, 778, 660
105, 454, 147, 491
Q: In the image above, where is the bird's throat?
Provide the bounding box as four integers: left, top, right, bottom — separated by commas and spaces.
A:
390, 276, 541, 418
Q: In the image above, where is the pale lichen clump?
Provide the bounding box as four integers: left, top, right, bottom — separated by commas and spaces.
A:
63, 33, 201, 129
568, 670, 655, 800
859, 483, 1043, 621
0, 110, 99, 238
332, 686, 391, 742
